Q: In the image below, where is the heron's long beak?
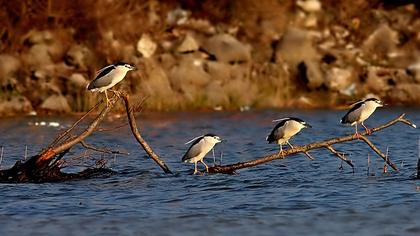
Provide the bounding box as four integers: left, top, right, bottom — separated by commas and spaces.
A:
306, 124, 312, 128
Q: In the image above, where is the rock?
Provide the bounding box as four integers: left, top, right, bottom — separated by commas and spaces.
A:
23, 30, 53, 45
362, 24, 399, 61
169, 55, 211, 95
0, 96, 33, 116
407, 60, 420, 83
204, 81, 229, 107
296, 0, 322, 12
24, 43, 53, 67
65, 44, 93, 70
181, 19, 216, 35
224, 78, 257, 107
365, 66, 413, 94
69, 73, 89, 88
388, 84, 420, 105
137, 34, 157, 58
22, 30, 68, 63
365, 66, 392, 94
202, 34, 251, 63
177, 34, 200, 53
277, 28, 319, 64
40, 95, 71, 113
137, 59, 178, 110
166, 7, 190, 26
203, 61, 232, 82
276, 28, 323, 89
326, 67, 354, 92
0, 54, 21, 81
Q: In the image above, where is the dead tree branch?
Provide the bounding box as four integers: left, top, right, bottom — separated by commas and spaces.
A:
49, 101, 101, 148
80, 141, 129, 155
208, 114, 416, 174
325, 146, 354, 168
36, 95, 120, 166
122, 93, 172, 174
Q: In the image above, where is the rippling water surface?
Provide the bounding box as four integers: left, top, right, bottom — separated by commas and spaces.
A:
1, 109, 420, 236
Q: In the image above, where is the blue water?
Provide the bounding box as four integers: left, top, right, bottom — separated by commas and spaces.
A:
0, 109, 420, 236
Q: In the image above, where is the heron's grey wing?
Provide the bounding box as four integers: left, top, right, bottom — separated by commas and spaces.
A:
182, 139, 205, 161
267, 120, 287, 143
87, 68, 116, 90
95, 65, 115, 78
341, 102, 364, 124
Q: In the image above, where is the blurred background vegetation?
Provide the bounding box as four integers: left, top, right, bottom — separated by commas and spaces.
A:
0, 0, 419, 116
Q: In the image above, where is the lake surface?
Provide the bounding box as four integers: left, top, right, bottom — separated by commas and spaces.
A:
0, 109, 420, 236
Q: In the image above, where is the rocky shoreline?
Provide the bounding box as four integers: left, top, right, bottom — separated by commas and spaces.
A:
0, 0, 419, 116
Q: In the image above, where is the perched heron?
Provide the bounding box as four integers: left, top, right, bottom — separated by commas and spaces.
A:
340, 98, 384, 137
266, 117, 311, 154
182, 134, 222, 174
87, 62, 136, 106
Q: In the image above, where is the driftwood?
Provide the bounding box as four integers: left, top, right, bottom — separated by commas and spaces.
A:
0, 93, 171, 183
208, 114, 416, 174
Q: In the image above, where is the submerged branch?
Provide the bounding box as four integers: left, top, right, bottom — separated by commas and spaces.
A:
325, 146, 354, 168
208, 114, 415, 174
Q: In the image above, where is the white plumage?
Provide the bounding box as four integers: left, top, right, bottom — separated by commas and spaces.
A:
266, 117, 311, 153
87, 62, 135, 105
340, 98, 384, 136
182, 134, 222, 174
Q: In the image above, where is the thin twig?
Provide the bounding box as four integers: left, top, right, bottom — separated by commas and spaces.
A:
325, 146, 354, 168
80, 141, 129, 155
96, 123, 128, 132
418, 138, 420, 179
384, 147, 389, 173
24, 145, 27, 161
0, 146, 3, 168
303, 151, 315, 160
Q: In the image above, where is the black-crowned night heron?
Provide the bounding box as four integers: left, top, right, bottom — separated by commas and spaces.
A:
182, 134, 222, 174
266, 117, 311, 154
340, 98, 384, 137
87, 62, 136, 106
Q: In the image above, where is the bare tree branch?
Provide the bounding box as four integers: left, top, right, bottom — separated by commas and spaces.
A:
80, 141, 129, 155
208, 114, 415, 174
49, 100, 101, 148
122, 93, 173, 174
325, 146, 354, 168
357, 135, 398, 170
36, 95, 120, 166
